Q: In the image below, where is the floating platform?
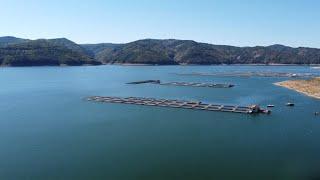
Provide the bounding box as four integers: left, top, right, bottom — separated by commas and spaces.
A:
127, 80, 160, 84
87, 96, 271, 115
174, 72, 316, 78
127, 80, 234, 88
160, 82, 234, 88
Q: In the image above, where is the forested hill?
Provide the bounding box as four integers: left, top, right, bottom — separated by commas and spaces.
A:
0, 36, 29, 47
87, 39, 320, 65
1, 36, 320, 66
0, 37, 100, 66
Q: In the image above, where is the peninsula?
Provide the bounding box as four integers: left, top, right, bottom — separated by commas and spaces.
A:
275, 77, 320, 99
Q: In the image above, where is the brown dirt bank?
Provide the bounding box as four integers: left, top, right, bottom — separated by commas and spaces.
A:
274, 77, 320, 99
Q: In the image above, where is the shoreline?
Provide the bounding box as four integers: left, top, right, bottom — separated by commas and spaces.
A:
1, 63, 320, 68
108, 63, 320, 67
274, 78, 320, 100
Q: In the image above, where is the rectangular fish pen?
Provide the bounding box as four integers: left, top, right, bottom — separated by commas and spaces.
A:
126, 80, 234, 88
87, 96, 271, 115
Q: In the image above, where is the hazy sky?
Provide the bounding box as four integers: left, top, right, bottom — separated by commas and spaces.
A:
1, 0, 320, 47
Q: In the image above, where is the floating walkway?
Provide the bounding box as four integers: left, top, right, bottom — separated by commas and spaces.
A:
174, 72, 316, 78
87, 96, 271, 114
127, 80, 160, 84
127, 80, 234, 88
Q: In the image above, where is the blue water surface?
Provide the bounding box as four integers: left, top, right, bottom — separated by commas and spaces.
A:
0, 65, 319, 180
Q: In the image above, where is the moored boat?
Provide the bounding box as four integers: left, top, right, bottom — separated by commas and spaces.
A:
286, 102, 295, 106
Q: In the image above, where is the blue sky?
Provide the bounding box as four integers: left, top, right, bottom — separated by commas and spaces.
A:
1, 0, 320, 47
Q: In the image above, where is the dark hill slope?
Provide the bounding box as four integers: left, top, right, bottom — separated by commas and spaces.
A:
93, 39, 320, 65
81, 43, 122, 61
0, 36, 30, 47
47, 38, 92, 56
1, 36, 320, 66
0, 40, 101, 66
97, 39, 177, 64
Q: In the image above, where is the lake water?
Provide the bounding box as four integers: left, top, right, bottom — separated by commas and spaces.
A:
0, 65, 320, 180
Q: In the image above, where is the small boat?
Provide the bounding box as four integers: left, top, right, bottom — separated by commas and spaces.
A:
267, 105, 275, 108
286, 103, 295, 106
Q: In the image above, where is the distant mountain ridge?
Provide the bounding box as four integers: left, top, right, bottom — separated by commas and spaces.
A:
1, 36, 320, 66
0, 37, 100, 66
91, 39, 320, 65
0, 36, 30, 47
81, 43, 122, 60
